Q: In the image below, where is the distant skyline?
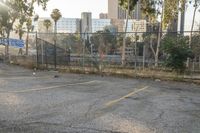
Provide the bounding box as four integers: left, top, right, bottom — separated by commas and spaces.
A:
34, 0, 200, 31
34, 0, 107, 18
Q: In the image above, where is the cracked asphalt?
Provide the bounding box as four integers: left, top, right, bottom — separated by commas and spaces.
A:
0, 63, 200, 133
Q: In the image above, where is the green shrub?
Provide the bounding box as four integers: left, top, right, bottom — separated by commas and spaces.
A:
162, 35, 194, 73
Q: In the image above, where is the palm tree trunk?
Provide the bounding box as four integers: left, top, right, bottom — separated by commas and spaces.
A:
54, 21, 57, 69
45, 28, 49, 68
121, 0, 130, 66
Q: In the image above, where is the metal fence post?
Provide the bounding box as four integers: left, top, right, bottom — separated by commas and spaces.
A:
36, 32, 39, 68
83, 33, 85, 70
54, 33, 57, 70
143, 43, 146, 69
41, 40, 44, 66
45, 42, 48, 69
134, 32, 138, 69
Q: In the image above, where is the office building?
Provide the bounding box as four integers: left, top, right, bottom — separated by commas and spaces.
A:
132, 1, 142, 20
36, 18, 80, 33
178, 3, 185, 34
108, 0, 126, 19
57, 18, 80, 33
81, 12, 92, 33
34, 10, 146, 36
92, 19, 111, 32
35, 17, 145, 34
99, 13, 108, 19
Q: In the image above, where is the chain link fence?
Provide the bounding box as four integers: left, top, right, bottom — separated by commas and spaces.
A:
2, 31, 200, 73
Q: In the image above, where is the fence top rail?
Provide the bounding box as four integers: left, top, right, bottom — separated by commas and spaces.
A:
26, 31, 200, 35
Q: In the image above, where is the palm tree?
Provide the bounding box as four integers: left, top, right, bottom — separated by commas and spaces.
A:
43, 19, 52, 32
50, 8, 62, 69
51, 9, 62, 33
42, 19, 51, 65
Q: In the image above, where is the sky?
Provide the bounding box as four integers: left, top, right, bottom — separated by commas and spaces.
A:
34, 0, 200, 31
184, 4, 200, 31
35, 0, 107, 18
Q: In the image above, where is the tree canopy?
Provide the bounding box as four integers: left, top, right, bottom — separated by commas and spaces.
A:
43, 19, 52, 32
0, 0, 49, 35
51, 9, 62, 23
119, 0, 139, 12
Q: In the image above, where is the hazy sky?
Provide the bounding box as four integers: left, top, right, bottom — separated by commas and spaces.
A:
184, 4, 200, 31
35, 0, 107, 18
34, 0, 200, 31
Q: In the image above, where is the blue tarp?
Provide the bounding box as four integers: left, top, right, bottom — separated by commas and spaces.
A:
0, 38, 24, 48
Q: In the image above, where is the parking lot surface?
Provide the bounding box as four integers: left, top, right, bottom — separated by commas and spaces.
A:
0, 63, 200, 133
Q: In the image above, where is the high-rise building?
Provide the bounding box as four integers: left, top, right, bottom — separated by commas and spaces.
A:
179, 2, 185, 34
108, 0, 142, 19
81, 12, 92, 33
132, 1, 142, 20
80, 12, 92, 40
167, 2, 185, 34
57, 18, 81, 33
108, 0, 126, 19
34, 12, 145, 34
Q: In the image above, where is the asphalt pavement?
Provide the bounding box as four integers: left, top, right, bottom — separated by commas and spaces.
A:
0, 63, 200, 133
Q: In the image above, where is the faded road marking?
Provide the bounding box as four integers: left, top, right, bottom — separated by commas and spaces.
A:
0, 80, 98, 93
105, 86, 149, 107
0, 76, 50, 80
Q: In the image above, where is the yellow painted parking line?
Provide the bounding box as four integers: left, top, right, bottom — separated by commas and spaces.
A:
0, 80, 97, 93
105, 86, 149, 107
